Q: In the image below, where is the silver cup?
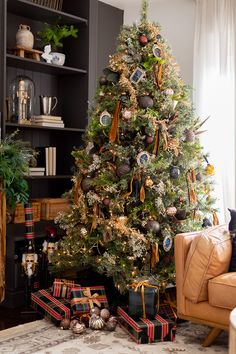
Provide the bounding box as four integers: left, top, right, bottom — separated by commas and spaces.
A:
40, 95, 58, 115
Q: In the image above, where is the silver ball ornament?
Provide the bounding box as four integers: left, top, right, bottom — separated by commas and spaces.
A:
90, 307, 101, 316
100, 308, 110, 321
72, 322, 86, 334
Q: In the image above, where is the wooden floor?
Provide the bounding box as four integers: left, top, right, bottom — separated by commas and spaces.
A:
0, 306, 42, 330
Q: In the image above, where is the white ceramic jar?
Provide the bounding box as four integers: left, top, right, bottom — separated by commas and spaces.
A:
16, 24, 34, 49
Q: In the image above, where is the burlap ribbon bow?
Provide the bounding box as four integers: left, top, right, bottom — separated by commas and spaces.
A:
129, 281, 159, 319
78, 287, 101, 309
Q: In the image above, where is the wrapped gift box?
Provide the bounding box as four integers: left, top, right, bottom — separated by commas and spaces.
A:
31, 289, 72, 326
52, 278, 76, 299
71, 286, 108, 315
129, 286, 159, 319
117, 306, 176, 344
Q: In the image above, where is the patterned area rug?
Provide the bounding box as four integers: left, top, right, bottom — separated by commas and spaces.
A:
0, 319, 228, 354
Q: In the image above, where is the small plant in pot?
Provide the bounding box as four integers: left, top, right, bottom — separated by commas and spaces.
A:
37, 22, 78, 66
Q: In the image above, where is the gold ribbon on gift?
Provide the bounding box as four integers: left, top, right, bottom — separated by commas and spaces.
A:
129, 281, 159, 319
109, 100, 121, 143
77, 287, 101, 309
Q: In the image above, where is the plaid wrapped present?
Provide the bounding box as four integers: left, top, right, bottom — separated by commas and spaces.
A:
70, 286, 108, 315
117, 306, 176, 344
52, 278, 76, 299
31, 289, 72, 326
129, 281, 159, 319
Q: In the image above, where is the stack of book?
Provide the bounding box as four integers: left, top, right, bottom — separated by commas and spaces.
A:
29, 167, 45, 176
35, 146, 56, 176
31, 115, 64, 128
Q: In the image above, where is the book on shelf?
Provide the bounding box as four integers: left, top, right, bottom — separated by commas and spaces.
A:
29, 167, 45, 172
29, 171, 45, 176
35, 146, 56, 176
32, 115, 62, 122
32, 122, 65, 128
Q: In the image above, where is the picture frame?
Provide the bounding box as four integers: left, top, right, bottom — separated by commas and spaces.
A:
130, 67, 146, 84
100, 110, 112, 126
153, 45, 161, 58
136, 151, 150, 166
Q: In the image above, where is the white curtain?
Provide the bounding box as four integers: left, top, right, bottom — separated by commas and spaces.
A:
193, 0, 236, 222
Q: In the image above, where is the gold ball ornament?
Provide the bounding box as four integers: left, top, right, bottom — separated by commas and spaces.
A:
60, 318, 70, 330
144, 176, 154, 188
205, 164, 215, 175
72, 322, 86, 334
166, 206, 177, 216
100, 308, 110, 321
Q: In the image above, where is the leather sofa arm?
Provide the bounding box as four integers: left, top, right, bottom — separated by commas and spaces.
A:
175, 231, 202, 316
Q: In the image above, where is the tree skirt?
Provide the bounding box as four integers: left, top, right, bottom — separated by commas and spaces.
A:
0, 319, 228, 354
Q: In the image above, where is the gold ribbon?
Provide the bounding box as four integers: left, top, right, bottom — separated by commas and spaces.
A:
77, 287, 101, 309
140, 184, 145, 203
73, 179, 81, 205
151, 243, 159, 268
152, 128, 160, 156
212, 209, 219, 225
154, 63, 163, 89
109, 100, 121, 143
123, 175, 134, 199
187, 172, 197, 204
91, 203, 98, 230
129, 281, 159, 319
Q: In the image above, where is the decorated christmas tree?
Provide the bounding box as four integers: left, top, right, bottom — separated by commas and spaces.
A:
52, 1, 217, 292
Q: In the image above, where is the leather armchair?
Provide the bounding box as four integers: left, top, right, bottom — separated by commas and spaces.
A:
175, 229, 236, 346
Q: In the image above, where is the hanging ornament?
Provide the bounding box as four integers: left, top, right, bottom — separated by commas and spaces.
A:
146, 135, 154, 144
196, 172, 202, 182
139, 34, 148, 46
136, 151, 150, 166
109, 100, 121, 143
60, 318, 70, 330
81, 176, 93, 192
170, 166, 180, 179
100, 111, 112, 126
194, 209, 203, 220
99, 75, 108, 85
175, 210, 187, 220
204, 155, 215, 175
122, 109, 132, 120
172, 100, 178, 110
163, 235, 173, 252
152, 45, 161, 58
145, 220, 160, 233
184, 129, 195, 142
116, 162, 131, 177
151, 243, 159, 268
163, 88, 174, 95
138, 95, 154, 109
80, 227, 88, 236
103, 197, 110, 206
205, 164, 215, 176
166, 206, 177, 216
144, 176, 153, 188
202, 217, 212, 228
120, 92, 129, 103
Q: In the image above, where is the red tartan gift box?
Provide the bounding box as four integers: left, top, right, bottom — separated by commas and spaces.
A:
31, 289, 72, 326
117, 306, 176, 344
70, 286, 108, 315
52, 278, 77, 299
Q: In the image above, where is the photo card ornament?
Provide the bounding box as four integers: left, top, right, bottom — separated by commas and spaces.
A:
152, 45, 161, 58
163, 235, 173, 252
100, 111, 112, 126
136, 151, 150, 166
130, 67, 146, 85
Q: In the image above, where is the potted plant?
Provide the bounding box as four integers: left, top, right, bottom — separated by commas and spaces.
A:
0, 130, 33, 212
37, 22, 78, 65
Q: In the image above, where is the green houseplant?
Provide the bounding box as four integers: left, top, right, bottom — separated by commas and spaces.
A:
37, 22, 78, 65
0, 131, 33, 210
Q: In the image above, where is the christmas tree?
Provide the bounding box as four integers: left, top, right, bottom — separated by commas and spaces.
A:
52, 1, 217, 292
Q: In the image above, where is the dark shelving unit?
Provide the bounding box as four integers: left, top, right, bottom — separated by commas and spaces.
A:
0, 0, 123, 308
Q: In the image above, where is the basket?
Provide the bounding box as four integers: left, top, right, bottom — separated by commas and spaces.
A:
33, 198, 70, 220
13, 202, 41, 224
28, 0, 63, 11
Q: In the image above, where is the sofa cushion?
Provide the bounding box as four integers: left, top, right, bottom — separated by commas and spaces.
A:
183, 225, 232, 303
208, 273, 236, 310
